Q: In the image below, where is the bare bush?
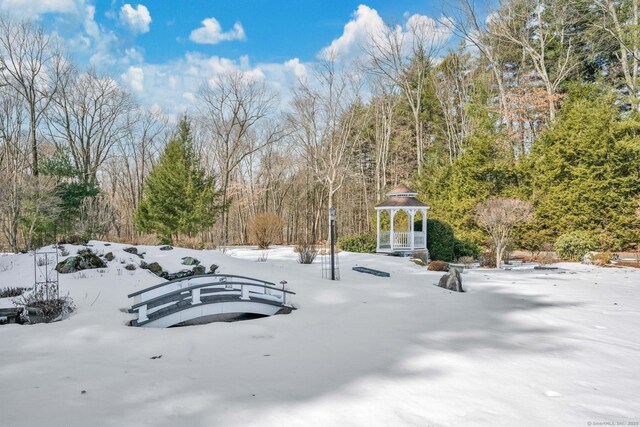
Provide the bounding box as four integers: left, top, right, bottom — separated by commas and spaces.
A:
248, 213, 284, 249
427, 260, 449, 271
296, 241, 318, 264
0, 286, 30, 298
476, 198, 533, 269
457, 256, 475, 267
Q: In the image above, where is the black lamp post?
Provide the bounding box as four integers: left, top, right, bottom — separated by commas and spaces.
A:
329, 206, 336, 280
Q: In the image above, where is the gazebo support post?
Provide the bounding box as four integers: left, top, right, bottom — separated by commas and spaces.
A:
409, 210, 415, 252
390, 209, 396, 252
376, 209, 381, 252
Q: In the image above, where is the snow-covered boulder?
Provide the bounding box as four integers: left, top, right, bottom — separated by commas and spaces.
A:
437, 269, 464, 292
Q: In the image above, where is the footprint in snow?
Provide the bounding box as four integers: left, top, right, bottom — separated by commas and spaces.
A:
544, 390, 562, 397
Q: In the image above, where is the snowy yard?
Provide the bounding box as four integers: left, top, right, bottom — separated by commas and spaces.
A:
1, 242, 639, 426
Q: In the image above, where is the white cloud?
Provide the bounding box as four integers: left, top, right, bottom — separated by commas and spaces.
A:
284, 58, 307, 81
320, 5, 452, 61
121, 66, 144, 92
119, 4, 151, 34
189, 17, 246, 45
319, 5, 384, 60
0, 0, 81, 17
130, 53, 308, 115
123, 47, 144, 64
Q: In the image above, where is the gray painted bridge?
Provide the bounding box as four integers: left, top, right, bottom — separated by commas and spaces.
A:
128, 274, 295, 327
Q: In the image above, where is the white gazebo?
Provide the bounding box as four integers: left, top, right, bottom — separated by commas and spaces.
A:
375, 184, 429, 253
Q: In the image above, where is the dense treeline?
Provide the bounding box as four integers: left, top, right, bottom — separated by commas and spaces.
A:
0, 0, 639, 256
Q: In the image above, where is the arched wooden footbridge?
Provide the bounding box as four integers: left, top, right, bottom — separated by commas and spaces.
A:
128, 274, 295, 328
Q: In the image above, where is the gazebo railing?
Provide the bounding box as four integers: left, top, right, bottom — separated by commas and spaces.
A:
378, 231, 426, 249
380, 231, 391, 247
394, 232, 409, 247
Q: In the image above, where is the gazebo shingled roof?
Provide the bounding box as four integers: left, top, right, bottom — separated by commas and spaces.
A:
375, 184, 429, 208
387, 184, 417, 195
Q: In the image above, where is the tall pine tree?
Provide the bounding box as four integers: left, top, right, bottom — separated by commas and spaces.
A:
135, 117, 221, 243
522, 87, 640, 250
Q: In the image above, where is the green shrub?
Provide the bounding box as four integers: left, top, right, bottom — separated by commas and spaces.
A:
556, 231, 598, 261
426, 219, 455, 261
453, 237, 480, 259
338, 233, 376, 253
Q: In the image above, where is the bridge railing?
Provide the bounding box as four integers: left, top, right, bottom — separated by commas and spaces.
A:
128, 275, 295, 324
128, 274, 276, 304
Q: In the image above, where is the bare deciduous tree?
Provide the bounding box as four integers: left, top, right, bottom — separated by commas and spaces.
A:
443, 0, 511, 130
197, 71, 282, 245
365, 16, 446, 174
0, 15, 65, 176
0, 87, 29, 251
488, 0, 579, 121
592, 0, 640, 110
290, 59, 366, 211
46, 69, 134, 185
476, 197, 533, 269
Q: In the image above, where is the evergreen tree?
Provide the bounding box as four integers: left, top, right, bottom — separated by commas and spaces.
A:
135, 117, 222, 243
523, 88, 640, 250
417, 104, 516, 246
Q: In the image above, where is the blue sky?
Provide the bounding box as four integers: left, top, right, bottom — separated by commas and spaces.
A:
0, 0, 463, 114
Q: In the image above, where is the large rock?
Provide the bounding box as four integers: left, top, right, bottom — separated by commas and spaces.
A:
164, 269, 195, 281
56, 257, 79, 274
437, 269, 464, 292
181, 256, 200, 266
147, 262, 163, 274
192, 265, 206, 275
56, 250, 106, 274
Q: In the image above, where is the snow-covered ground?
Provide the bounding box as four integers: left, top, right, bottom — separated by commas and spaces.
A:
1, 242, 639, 426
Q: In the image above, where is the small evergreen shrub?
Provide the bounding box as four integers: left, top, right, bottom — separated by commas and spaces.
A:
556, 231, 597, 261
592, 252, 613, 266
338, 233, 376, 253
453, 237, 481, 259
426, 219, 455, 261
124, 263, 137, 271
104, 252, 115, 261
427, 260, 449, 271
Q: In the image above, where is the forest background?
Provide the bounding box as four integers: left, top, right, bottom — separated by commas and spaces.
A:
1, 0, 639, 262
